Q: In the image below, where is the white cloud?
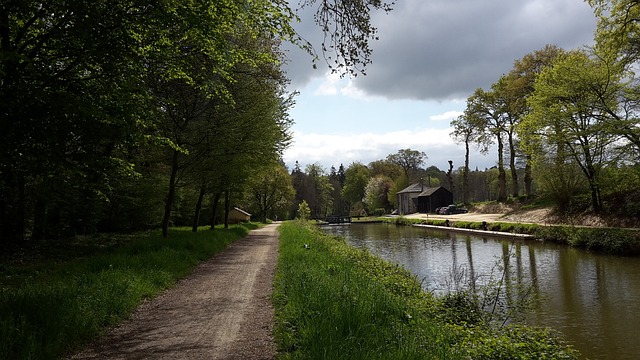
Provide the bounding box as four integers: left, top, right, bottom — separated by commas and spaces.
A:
313, 73, 339, 96
430, 111, 464, 122
283, 128, 495, 171
312, 72, 373, 100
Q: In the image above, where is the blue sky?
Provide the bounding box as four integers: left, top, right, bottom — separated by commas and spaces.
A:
281, 0, 598, 173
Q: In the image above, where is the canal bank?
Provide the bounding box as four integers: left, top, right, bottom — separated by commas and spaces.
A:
413, 223, 536, 240
322, 222, 640, 359
275, 221, 580, 360
385, 211, 640, 255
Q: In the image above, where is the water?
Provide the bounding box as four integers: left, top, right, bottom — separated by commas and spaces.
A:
321, 223, 640, 360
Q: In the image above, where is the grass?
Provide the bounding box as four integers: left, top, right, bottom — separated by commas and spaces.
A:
0, 223, 257, 360
273, 221, 579, 360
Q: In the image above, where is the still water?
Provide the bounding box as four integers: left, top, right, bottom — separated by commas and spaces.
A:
321, 223, 640, 360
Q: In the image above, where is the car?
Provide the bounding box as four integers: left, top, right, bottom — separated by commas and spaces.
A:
442, 204, 468, 215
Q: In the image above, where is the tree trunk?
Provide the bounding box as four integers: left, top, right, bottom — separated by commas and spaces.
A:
223, 191, 230, 229
508, 131, 519, 198
161, 150, 180, 238
447, 160, 454, 200
192, 182, 206, 232
463, 139, 470, 204
32, 195, 47, 241
497, 135, 508, 202
524, 155, 533, 197
0, 169, 26, 244
210, 192, 221, 230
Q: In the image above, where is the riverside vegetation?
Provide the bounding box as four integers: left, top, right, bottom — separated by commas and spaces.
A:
383, 217, 640, 255
273, 221, 579, 360
0, 224, 257, 359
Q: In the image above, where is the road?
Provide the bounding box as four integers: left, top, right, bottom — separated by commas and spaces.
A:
71, 224, 280, 360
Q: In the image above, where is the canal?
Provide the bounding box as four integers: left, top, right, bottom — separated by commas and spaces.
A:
320, 223, 640, 360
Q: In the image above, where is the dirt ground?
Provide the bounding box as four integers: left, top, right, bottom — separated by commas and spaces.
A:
405, 209, 550, 224
70, 224, 280, 360
405, 203, 639, 228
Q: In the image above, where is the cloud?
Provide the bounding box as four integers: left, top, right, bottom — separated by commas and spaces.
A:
430, 111, 464, 122
284, 0, 597, 101
283, 128, 495, 172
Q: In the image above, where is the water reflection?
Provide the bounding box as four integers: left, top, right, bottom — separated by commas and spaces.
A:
321, 223, 640, 360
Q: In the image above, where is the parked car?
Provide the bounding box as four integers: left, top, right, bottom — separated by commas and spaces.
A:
442, 204, 468, 215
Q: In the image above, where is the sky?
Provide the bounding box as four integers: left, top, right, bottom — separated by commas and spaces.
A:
280, 0, 598, 173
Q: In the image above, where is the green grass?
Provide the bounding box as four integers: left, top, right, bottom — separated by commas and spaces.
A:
273, 221, 458, 360
273, 221, 579, 360
0, 224, 256, 359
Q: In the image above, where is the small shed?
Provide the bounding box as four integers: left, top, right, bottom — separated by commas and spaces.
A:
228, 207, 251, 224
397, 183, 423, 214
397, 183, 453, 214
416, 186, 453, 213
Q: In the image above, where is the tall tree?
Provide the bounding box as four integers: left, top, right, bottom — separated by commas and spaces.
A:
451, 115, 487, 204
341, 162, 371, 211
244, 163, 294, 222
466, 88, 509, 202
523, 50, 617, 213
509, 45, 566, 197
386, 149, 427, 182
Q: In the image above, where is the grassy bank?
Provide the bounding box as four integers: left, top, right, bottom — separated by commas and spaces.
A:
0, 224, 257, 359
273, 221, 579, 360
383, 216, 640, 255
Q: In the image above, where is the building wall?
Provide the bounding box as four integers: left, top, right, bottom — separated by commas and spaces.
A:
398, 192, 419, 214
228, 209, 250, 224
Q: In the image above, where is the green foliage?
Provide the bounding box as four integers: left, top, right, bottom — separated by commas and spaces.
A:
296, 200, 311, 220
363, 176, 394, 213
535, 226, 640, 255
386, 149, 428, 182
0, 225, 252, 359
243, 163, 295, 223
342, 162, 371, 206
462, 325, 579, 360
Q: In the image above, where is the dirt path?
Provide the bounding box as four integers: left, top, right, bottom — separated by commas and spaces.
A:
71, 224, 280, 360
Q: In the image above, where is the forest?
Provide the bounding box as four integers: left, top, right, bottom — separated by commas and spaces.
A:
2, 0, 640, 248
0, 0, 392, 245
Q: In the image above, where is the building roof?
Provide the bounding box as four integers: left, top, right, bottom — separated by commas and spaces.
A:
232, 207, 251, 217
397, 183, 423, 194
397, 183, 451, 196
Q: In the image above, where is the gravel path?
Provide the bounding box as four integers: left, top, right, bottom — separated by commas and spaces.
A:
71, 224, 280, 360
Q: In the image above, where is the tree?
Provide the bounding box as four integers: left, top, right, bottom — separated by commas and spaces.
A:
296, 200, 311, 220
363, 176, 394, 213
342, 162, 371, 211
0, 0, 393, 245
245, 163, 294, 223
386, 149, 427, 182
368, 159, 403, 180
522, 50, 617, 212
328, 165, 347, 215
465, 87, 508, 202
451, 115, 487, 204
509, 45, 566, 197
299, 0, 395, 76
